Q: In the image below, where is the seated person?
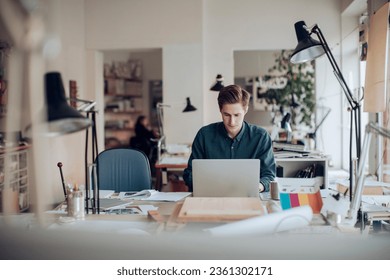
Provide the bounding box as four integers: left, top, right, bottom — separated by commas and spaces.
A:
130, 115, 158, 160
183, 84, 276, 192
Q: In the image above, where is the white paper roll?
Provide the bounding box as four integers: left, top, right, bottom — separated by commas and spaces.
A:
204, 205, 313, 236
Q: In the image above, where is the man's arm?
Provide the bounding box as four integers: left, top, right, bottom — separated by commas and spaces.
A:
183, 130, 205, 192
259, 133, 276, 192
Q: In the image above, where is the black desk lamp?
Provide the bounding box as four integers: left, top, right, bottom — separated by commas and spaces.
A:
156, 97, 197, 161
280, 112, 292, 142
45, 72, 92, 136
290, 21, 363, 201
210, 74, 224, 91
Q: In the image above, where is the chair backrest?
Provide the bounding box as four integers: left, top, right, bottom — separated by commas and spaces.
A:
95, 148, 152, 193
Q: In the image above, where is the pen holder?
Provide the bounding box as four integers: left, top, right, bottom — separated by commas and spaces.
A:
67, 191, 85, 220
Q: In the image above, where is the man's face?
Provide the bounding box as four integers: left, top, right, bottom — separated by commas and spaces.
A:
220, 103, 248, 138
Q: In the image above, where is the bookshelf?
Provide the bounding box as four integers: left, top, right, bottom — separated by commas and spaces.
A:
275, 157, 329, 189
0, 145, 30, 212
103, 59, 144, 148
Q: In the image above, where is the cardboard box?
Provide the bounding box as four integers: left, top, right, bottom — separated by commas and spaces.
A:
337, 183, 384, 196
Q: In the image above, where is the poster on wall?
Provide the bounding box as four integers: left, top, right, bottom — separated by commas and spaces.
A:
252, 74, 288, 111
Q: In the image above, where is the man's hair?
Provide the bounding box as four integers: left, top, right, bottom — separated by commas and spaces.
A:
217, 84, 250, 110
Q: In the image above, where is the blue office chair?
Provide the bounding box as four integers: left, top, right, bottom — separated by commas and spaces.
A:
95, 148, 152, 193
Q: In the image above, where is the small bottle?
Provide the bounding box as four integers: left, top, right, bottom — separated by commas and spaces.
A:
67, 184, 85, 220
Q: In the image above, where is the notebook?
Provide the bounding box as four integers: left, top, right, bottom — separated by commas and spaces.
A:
192, 159, 260, 197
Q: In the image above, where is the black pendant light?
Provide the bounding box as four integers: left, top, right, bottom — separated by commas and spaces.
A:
210, 74, 224, 91
182, 97, 197, 112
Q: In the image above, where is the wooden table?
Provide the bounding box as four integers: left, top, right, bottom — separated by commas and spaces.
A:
154, 155, 188, 191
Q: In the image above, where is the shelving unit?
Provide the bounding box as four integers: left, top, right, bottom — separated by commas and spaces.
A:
275, 157, 328, 189
104, 75, 144, 148
0, 145, 30, 212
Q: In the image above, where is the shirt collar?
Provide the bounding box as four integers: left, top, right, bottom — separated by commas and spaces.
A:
218, 121, 246, 141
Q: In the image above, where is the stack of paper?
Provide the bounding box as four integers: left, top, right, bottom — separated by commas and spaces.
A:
119, 190, 191, 202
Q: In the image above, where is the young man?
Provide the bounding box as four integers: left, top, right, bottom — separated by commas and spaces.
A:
183, 84, 276, 192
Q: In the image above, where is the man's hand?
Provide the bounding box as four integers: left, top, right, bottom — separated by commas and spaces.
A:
259, 183, 265, 192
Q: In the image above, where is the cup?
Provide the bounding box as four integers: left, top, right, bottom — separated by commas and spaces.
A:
270, 181, 279, 200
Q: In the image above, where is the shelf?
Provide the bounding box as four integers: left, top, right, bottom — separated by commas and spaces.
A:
105, 127, 134, 131
275, 157, 328, 189
104, 77, 142, 96
105, 94, 142, 98
104, 76, 142, 82
104, 109, 143, 114
0, 147, 30, 212
103, 62, 144, 150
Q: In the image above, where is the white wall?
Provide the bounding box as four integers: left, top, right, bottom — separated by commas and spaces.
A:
84, 0, 204, 146
163, 43, 203, 145
29, 0, 90, 209
69, 0, 346, 207
84, 0, 346, 152
202, 0, 346, 168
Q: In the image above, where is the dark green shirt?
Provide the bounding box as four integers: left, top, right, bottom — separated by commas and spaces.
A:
183, 121, 276, 192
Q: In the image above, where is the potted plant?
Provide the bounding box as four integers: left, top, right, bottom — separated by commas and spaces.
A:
255, 49, 316, 129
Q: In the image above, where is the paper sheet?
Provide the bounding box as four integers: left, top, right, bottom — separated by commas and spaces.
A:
119, 190, 191, 201
159, 157, 188, 165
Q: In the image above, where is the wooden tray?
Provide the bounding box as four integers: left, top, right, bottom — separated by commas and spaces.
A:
176, 197, 265, 222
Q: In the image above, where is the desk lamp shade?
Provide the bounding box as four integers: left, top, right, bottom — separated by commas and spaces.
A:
45, 72, 91, 136
210, 74, 224, 91
290, 21, 325, 64
183, 97, 197, 112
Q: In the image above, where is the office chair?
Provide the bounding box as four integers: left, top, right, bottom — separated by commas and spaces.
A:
95, 148, 152, 193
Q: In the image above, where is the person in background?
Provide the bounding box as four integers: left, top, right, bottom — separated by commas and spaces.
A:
183, 84, 276, 192
130, 115, 158, 160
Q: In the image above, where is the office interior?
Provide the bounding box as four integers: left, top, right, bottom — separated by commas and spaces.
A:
1, 0, 390, 259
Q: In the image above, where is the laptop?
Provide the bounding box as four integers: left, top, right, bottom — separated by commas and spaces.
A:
192, 159, 260, 197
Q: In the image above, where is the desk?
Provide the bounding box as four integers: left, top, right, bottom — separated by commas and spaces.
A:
155, 155, 188, 191
2, 194, 390, 260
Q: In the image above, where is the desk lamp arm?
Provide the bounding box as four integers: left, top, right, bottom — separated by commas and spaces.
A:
310, 23, 362, 200
156, 102, 171, 137
68, 97, 97, 112
348, 122, 390, 223
154, 135, 166, 163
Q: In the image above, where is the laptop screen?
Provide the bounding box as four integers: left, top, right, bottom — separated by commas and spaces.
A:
192, 159, 260, 197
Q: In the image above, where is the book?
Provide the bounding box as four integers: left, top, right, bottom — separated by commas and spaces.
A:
98, 198, 133, 210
